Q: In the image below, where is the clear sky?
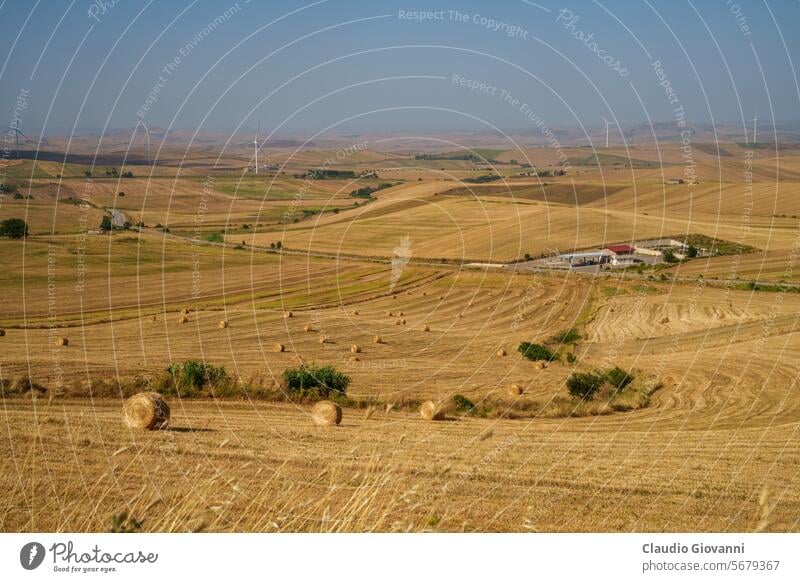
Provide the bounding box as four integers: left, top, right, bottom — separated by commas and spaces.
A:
0, 0, 798, 136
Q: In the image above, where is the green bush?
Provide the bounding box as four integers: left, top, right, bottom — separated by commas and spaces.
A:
0, 218, 28, 238
606, 367, 633, 390
163, 360, 228, 395
452, 394, 476, 413
552, 328, 581, 344
518, 342, 556, 362
566, 372, 605, 399
283, 363, 350, 397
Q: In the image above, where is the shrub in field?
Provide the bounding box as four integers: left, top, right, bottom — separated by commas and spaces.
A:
160, 361, 228, 395
566, 372, 605, 399
283, 363, 350, 398
552, 328, 581, 344
452, 394, 476, 413
606, 366, 633, 390
518, 342, 556, 362
0, 218, 28, 238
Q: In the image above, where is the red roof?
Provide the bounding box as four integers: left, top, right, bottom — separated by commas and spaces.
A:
605, 244, 634, 253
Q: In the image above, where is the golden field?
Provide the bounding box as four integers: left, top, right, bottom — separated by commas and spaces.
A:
2, 140, 800, 532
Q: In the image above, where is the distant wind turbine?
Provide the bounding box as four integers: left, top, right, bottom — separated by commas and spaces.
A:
752, 114, 758, 144
253, 122, 261, 173
9, 124, 26, 158
602, 117, 610, 148
135, 121, 163, 165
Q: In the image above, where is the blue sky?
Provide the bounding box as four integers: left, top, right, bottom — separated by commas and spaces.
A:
1, 0, 798, 136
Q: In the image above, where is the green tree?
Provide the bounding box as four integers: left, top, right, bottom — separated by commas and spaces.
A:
518, 342, 556, 362
566, 372, 605, 399
0, 218, 28, 238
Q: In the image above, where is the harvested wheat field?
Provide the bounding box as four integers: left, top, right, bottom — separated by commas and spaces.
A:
3, 136, 800, 534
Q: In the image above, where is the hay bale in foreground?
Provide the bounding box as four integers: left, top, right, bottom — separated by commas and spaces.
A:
218, 320, 228, 329
274, 343, 285, 352
350, 344, 361, 353
55, 336, 69, 346
311, 400, 342, 426
497, 348, 506, 357
507, 384, 523, 396
178, 314, 189, 323
284, 311, 293, 318
373, 335, 383, 344
304, 324, 313, 332
123, 392, 170, 430
420, 400, 446, 421
395, 318, 403, 326
422, 324, 430, 332
150, 315, 157, 322
386, 311, 394, 317
352, 309, 359, 315
318, 335, 329, 344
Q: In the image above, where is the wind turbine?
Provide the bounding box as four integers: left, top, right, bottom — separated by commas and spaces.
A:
9, 124, 26, 158
602, 117, 610, 148
253, 122, 260, 173
752, 114, 758, 144
135, 121, 163, 165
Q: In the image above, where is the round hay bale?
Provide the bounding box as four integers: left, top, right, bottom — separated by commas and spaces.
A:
422, 324, 430, 332
507, 384, 523, 396
398, 311, 404, 316
318, 335, 328, 344
150, 315, 157, 322
311, 400, 342, 426
534, 361, 547, 370
178, 314, 189, 324
304, 323, 313, 332
180, 308, 189, 315
400, 318, 407, 325
284, 311, 293, 318
373, 335, 383, 344
420, 400, 446, 421
218, 320, 228, 329
350, 344, 361, 353
0, 328, 5, 337
394, 318, 402, 326
660, 316, 670, 324
274, 343, 285, 352
386, 311, 394, 317
497, 348, 507, 357
55, 336, 69, 346
458, 313, 464, 318
422, 291, 427, 296
352, 309, 359, 315
123, 392, 170, 430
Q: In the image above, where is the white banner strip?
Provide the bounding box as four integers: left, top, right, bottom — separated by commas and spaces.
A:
1, 533, 797, 581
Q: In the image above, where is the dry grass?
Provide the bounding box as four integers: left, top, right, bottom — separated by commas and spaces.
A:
4, 141, 800, 532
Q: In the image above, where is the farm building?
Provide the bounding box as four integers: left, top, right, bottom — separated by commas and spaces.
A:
605, 244, 635, 255
557, 250, 613, 267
